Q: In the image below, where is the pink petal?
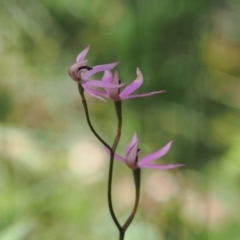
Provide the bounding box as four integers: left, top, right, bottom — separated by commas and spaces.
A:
83, 62, 119, 78
126, 132, 139, 155
121, 90, 165, 100
102, 70, 113, 83
126, 141, 139, 169
119, 68, 143, 99
105, 147, 126, 163
102, 71, 113, 95
140, 141, 173, 165
84, 80, 124, 89
109, 72, 120, 101
139, 163, 185, 170
82, 84, 107, 101
76, 45, 90, 62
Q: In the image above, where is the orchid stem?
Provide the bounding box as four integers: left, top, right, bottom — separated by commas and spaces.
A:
119, 231, 125, 240
122, 169, 141, 232
78, 84, 111, 150
78, 84, 122, 231
107, 100, 122, 231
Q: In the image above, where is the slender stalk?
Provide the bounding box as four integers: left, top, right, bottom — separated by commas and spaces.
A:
78, 84, 111, 150
78, 84, 121, 230
122, 169, 141, 231
107, 100, 122, 231
78, 85, 141, 239
119, 230, 125, 240
118, 169, 141, 239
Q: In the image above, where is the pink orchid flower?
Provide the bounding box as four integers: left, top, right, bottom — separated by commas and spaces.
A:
106, 133, 184, 170
68, 45, 124, 100
83, 68, 165, 101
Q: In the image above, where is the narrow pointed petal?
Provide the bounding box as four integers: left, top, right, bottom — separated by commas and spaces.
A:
139, 163, 185, 170
122, 90, 165, 99
82, 84, 106, 101
126, 132, 139, 155
102, 70, 113, 83
109, 72, 120, 101
83, 62, 120, 78
82, 84, 108, 101
105, 147, 126, 163
102, 70, 113, 95
119, 68, 143, 99
76, 45, 90, 62
126, 141, 139, 169
84, 80, 124, 89
140, 141, 173, 165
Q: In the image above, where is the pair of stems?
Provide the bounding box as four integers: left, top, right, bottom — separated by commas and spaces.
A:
78, 84, 141, 240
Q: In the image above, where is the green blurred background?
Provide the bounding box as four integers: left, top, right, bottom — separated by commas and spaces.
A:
1, 0, 240, 239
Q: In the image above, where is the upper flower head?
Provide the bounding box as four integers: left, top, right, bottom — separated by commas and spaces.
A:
106, 132, 184, 170
83, 68, 165, 101
68, 45, 124, 100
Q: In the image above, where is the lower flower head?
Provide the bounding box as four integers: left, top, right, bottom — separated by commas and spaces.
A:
106, 133, 184, 170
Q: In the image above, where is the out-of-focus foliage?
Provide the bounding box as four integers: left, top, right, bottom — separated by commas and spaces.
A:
1, 0, 240, 239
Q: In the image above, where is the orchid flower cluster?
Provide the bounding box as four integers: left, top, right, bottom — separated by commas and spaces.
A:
68, 45, 183, 240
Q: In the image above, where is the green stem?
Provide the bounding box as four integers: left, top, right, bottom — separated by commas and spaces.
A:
107, 100, 122, 231
78, 84, 122, 231
122, 169, 141, 232
78, 84, 111, 150
119, 230, 125, 240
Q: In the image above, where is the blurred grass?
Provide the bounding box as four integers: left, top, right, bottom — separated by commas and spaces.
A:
1, 0, 240, 239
